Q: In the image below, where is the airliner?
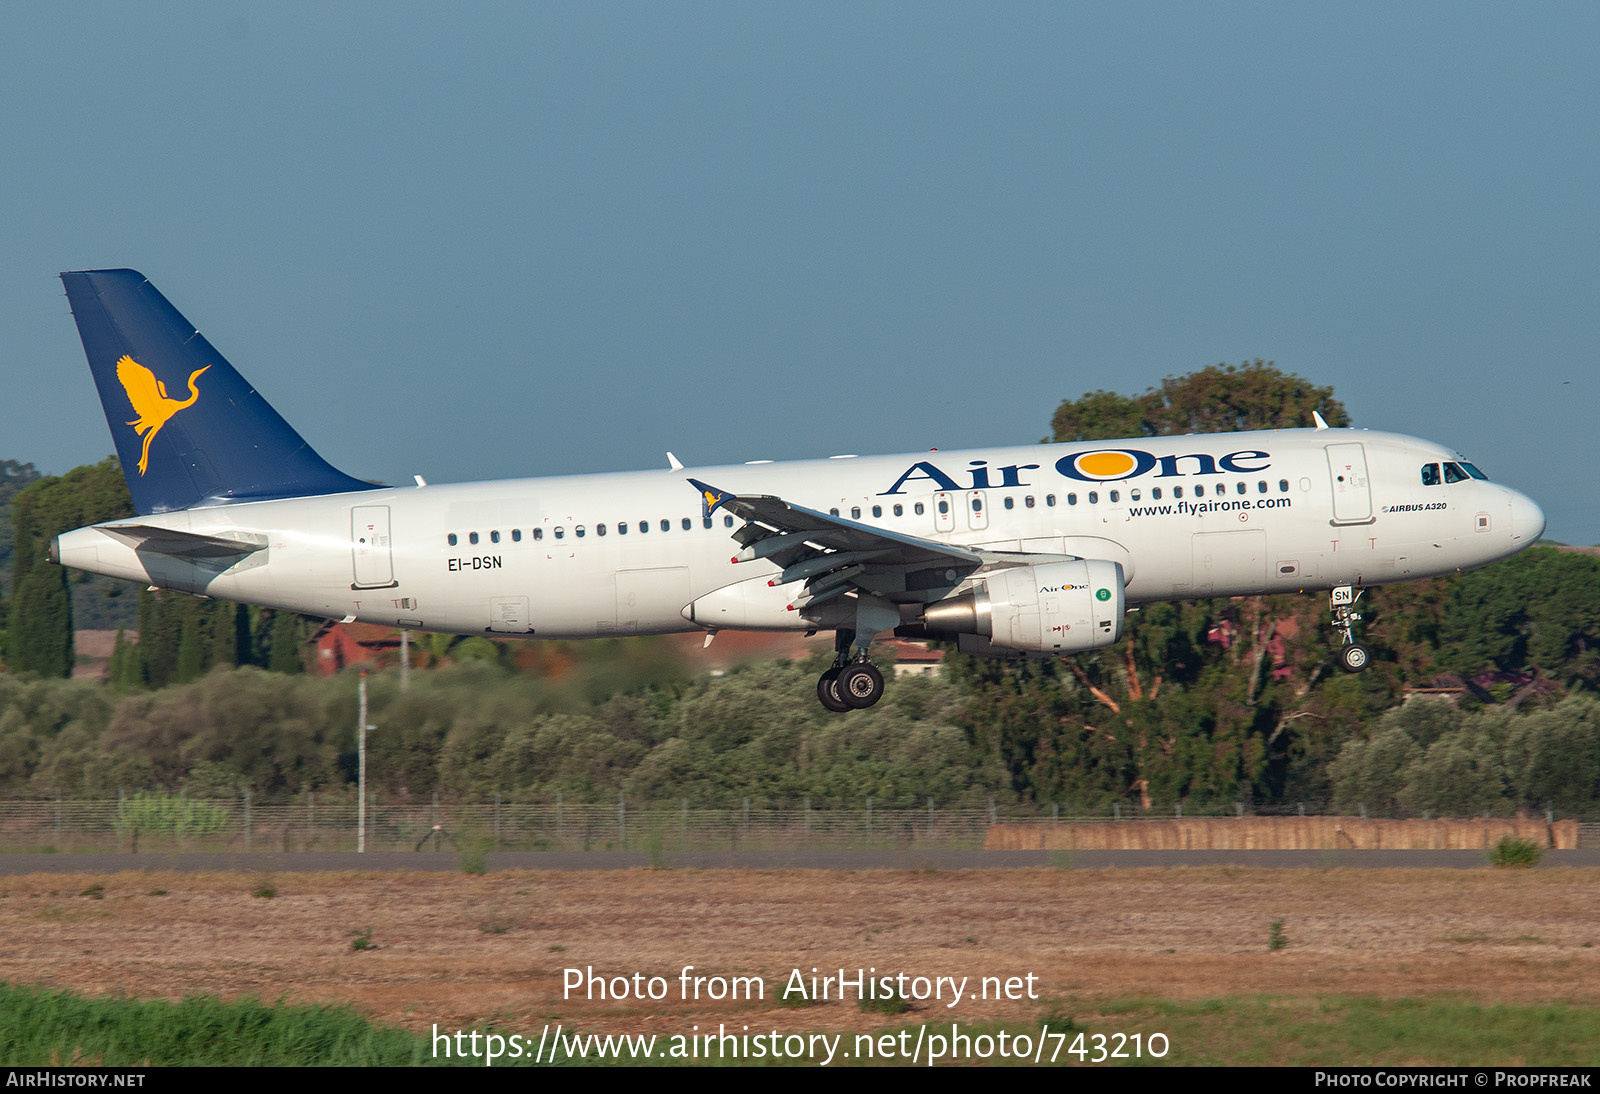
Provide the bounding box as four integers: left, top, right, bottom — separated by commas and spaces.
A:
51, 269, 1546, 710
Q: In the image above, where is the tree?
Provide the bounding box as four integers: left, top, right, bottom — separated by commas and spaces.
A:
7, 458, 135, 677
1051, 361, 1348, 442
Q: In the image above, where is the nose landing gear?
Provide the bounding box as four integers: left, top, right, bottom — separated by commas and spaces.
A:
1331, 585, 1370, 673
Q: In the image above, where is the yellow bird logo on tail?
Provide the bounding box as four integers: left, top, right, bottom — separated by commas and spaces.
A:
115, 354, 210, 475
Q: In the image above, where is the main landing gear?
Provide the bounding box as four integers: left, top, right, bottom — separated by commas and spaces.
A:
1330, 585, 1370, 673
817, 627, 886, 712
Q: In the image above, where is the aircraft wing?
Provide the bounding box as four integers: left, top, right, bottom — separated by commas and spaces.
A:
689, 478, 1078, 608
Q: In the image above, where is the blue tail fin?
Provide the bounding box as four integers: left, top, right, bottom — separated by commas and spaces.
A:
61, 269, 373, 514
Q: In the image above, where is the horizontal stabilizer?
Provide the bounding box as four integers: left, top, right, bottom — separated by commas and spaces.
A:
96, 524, 268, 560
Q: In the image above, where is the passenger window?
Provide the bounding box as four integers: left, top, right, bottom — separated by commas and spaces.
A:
1174, 486, 1183, 499
469, 532, 479, 545
1278, 479, 1289, 492
724, 515, 734, 527
872, 505, 882, 518
554, 528, 564, 539
1108, 490, 1118, 503
1151, 488, 1161, 500
1236, 482, 1246, 496
703, 517, 713, 529
893, 504, 903, 516
1444, 462, 1469, 484
682, 518, 692, 530
662, 519, 671, 532
914, 502, 925, 515
617, 522, 627, 535
1003, 496, 1014, 510
1257, 481, 1267, 494
447, 533, 458, 546
1088, 491, 1098, 504
576, 526, 586, 538
533, 528, 543, 541
490, 530, 501, 543
639, 521, 648, 533
851, 507, 861, 519
971, 497, 983, 512
1129, 489, 1140, 502
938, 499, 950, 515
1066, 493, 1076, 506
1195, 486, 1205, 498
1046, 494, 1056, 507
830, 508, 840, 517
1025, 496, 1035, 508
511, 529, 521, 542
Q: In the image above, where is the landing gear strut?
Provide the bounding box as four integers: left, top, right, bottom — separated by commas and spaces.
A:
1330, 585, 1370, 673
816, 626, 887, 711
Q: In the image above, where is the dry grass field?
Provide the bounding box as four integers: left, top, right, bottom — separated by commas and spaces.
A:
3, 866, 1598, 1045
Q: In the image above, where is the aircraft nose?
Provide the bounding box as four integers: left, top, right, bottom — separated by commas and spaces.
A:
1509, 490, 1546, 545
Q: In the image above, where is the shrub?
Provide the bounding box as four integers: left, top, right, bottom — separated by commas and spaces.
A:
1489, 836, 1542, 869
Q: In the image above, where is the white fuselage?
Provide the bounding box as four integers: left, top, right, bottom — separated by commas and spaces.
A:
55, 427, 1545, 638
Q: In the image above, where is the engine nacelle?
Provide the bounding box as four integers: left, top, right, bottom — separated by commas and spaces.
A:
922, 559, 1125, 654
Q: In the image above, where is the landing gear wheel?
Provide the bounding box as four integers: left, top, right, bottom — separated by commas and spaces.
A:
837, 662, 885, 709
817, 667, 851, 712
1338, 644, 1371, 674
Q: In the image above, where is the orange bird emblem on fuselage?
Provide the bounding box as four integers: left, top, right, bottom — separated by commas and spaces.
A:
115, 354, 211, 476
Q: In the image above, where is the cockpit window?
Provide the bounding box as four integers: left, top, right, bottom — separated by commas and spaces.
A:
1459, 461, 1488, 480
1444, 462, 1470, 484
1421, 463, 1441, 487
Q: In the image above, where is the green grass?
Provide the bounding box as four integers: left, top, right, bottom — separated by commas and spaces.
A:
0, 984, 445, 1066
1074, 996, 1600, 1066
4, 986, 1597, 1066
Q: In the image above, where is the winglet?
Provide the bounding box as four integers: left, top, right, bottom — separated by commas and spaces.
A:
1312, 411, 1330, 430
667, 452, 684, 471
688, 478, 733, 517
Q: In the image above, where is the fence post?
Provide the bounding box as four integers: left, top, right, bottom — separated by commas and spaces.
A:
433, 790, 441, 852
307, 789, 314, 849
988, 797, 997, 825
54, 789, 62, 849
804, 797, 810, 833
119, 788, 127, 850
866, 797, 872, 844
1052, 803, 1058, 825
1235, 801, 1243, 818
1359, 803, 1367, 819
244, 788, 251, 851
618, 792, 626, 849
1298, 801, 1305, 817
1113, 802, 1121, 821
177, 789, 185, 848
1175, 801, 1182, 818
927, 796, 934, 843
556, 791, 563, 838
493, 792, 501, 846
681, 798, 688, 846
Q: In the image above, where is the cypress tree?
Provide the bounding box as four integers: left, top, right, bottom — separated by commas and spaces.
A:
268, 610, 305, 674
175, 608, 205, 684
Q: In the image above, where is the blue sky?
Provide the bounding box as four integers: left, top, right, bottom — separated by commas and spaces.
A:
4, 4, 1596, 541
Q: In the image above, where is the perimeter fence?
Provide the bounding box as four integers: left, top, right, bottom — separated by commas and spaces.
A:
3, 794, 1597, 854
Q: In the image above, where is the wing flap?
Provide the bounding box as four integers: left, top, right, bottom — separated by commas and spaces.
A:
688, 478, 1079, 608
